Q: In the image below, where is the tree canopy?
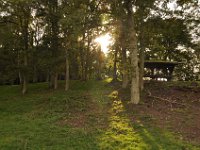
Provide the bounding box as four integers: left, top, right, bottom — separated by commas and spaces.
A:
0, 0, 200, 103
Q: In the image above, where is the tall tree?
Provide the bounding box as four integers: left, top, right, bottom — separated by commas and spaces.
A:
126, 0, 140, 104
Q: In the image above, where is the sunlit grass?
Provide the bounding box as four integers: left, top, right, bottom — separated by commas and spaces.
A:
98, 90, 200, 150
104, 78, 113, 83
98, 90, 147, 149
0, 80, 199, 149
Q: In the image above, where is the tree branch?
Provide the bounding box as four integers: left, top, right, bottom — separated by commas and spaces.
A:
147, 90, 186, 107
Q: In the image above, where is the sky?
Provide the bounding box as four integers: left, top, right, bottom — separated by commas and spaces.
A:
95, 33, 113, 54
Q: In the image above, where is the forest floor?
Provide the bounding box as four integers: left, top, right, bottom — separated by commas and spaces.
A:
0, 79, 200, 149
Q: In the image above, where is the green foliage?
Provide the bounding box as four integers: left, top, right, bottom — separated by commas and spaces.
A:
1, 0, 200, 86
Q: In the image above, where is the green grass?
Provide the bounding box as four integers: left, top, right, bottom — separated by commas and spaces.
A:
0, 80, 199, 149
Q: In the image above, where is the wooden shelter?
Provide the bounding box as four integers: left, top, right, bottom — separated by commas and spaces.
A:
144, 61, 179, 81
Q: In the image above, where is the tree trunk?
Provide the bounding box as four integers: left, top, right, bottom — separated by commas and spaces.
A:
112, 49, 118, 82
54, 72, 58, 90
22, 76, 27, 94
49, 73, 54, 88
127, 0, 140, 104
21, 14, 29, 95
17, 50, 22, 85
19, 71, 22, 85
22, 54, 28, 95
46, 71, 50, 83
96, 49, 102, 80
122, 47, 129, 88
50, 0, 59, 89
97, 62, 102, 80
33, 65, 37, 83
139, 22, 145, 92
82, 48, 87, 81
84, 34, 90, 81
120, 20, 129, 88
79, 32, 86, 81
139, 46, 145, 91
65, 51, 69, 91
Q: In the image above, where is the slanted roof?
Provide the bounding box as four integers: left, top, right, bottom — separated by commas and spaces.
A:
144, 60, 179, 69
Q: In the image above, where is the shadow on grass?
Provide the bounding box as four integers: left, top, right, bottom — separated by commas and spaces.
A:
96, 89, 198, 150
0, 79, 199, 149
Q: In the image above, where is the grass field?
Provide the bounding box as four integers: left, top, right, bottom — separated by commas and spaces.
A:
0, 79, 199, 149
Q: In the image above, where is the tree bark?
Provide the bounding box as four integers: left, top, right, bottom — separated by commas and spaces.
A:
50, 0, 59, 89
96, 49, 102, 80
33, 65, 38, 83
21, 11, 30, 95
80, 33, 86, 81
54, 73, 58, 90
139, 46, 145, 91
139, 21, 145, 91
121, 48, 129, 88
49, 73, 54, 88
65, 51, 69, 91
120, 20, 129, 88
127, 0, 140, 104
22, 53, 28, 95
112, 48, 118, 82
19, 71, 22, 85
46, 71, 49, 83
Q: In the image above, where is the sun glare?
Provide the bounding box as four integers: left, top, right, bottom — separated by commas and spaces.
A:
95, 33, 113, 54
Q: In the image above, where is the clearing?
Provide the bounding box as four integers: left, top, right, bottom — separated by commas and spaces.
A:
0, 79, 200, 149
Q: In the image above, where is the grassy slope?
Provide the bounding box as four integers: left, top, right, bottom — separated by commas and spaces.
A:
0, 79, 199, 150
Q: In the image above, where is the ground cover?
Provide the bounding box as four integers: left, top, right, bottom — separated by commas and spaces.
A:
0, 79, 199, 149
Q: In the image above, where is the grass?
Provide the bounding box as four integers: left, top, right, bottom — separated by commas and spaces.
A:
0, 79, 199, 149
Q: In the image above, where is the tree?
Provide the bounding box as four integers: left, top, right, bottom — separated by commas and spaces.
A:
125, 0, 140, 104
109, 0, 141, 103
1, 0, 34, 94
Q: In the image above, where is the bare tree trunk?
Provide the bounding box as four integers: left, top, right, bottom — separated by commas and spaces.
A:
46, 71, 50, 82
21, 13, 29, 95
97, 62, 102, 80
65, 51, 69, 91
19, 71, 22, 85
120, 20, 129, 88
122, 47, 129, 88
84, 34, 90, 81
130, 66, 140, 104
127, 0, 140, 104
22, 76, 27, 94
49, 73, 54, 88
33, 65, 37, 83
50, 0, 59, 89
17, 50, 22, 85
139, 22, 146, 91
81, 57, 85, 80
139, 47, 145, 91
22, 54, 28, 95
96, 48, 103, 80
112, 49, 118, 82
80, 42, 86, 81
83, 48, 87, 81
54, 73, 58, 90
